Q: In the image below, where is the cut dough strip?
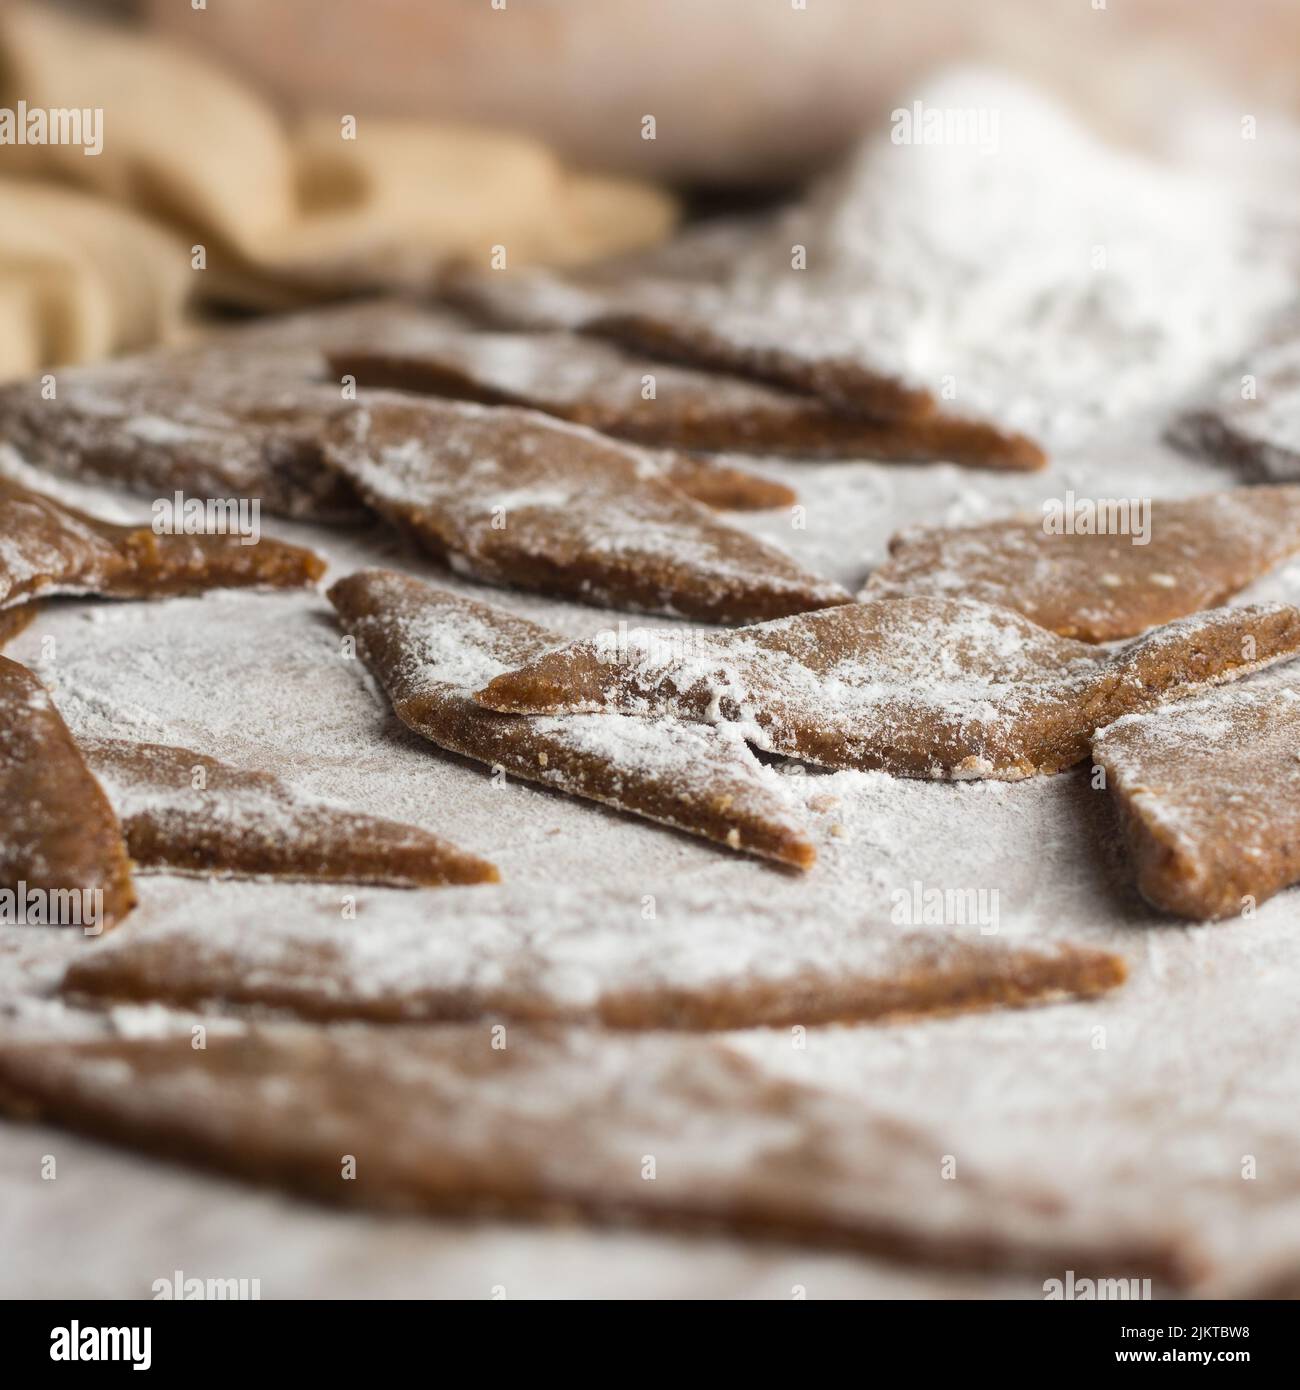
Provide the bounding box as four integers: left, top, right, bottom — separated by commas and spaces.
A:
327, 569, 815, 867
0, 358, 359, 522
1092, 677, 1300, 921
0, 1023, 1195, 1286
321, 396, 848, 622
82, 737, 498, 888
58, 878, 1126, 1028
326, 305, 1043, 470
476, 597, 1300, 780
0, 656, 134, 932
864, 487, 1300, 642
442, 254, 937, 423
0, 476, 325, 616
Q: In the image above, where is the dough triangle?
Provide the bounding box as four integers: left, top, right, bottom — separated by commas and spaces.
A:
865, 487, 1300, 642
0, 656, 134, 932
1093, 677, 1300, 920
321, 396, 848, 622
82, 737, 498, 888
477, 597, 1300, 780
326, 304, 1043, 469
59, 878, 1125, 1028
0, 361, 356, 522
0, 1023, 1193, 1286
1170, 313, 1300, 483
327, 569, 814, 867
0, 476, 324, 615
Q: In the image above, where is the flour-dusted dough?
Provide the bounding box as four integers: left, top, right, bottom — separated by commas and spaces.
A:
58, 877, 1125, 1028
328, 569, 815, 867
327, 305, 1043, 470
1170, 314, 1300, 483
0, 477, 325, 618
0, 657, 134, 932
865, 487, 1300, 642
0, 360, 358, 522
82, 738, 498, 888
1093, 677, 1300, 921
0, 1021, 1193, 1285
477, 597, 1300, 780
321, 397, 848, 622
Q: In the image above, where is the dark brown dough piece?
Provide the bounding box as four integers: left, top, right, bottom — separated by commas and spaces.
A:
1092, 679, 1300, 921
0, 656, 134, 932
589, 307, 935, 422
327, 569, 815, 867
59, 881, 1126, 1028
321, 396, 848, 622
326, 309, 1043, 470
864, 487, 1300, 642
0, 1024, 1191, 1285
82, 737, 498, 887
0, 476, 325, 614
476, 597, 1300, 780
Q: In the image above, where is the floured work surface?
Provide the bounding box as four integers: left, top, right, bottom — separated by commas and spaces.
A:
3, 443, 1300, 1300
5, 293, 1300, 1295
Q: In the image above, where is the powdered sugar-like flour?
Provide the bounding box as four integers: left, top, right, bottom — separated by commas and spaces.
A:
468, 69, 1295, 452
4, 72, 1300, 1295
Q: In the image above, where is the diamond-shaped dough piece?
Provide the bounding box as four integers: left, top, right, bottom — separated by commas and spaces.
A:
59, 878, 1125, 1028
864, 488, 1300, 642
477, 597, 1300, 780
1169, 314, 1300, 483
82, 737, 498, 888
326, 306, 1043, 470
1093, 679, 1300, 921
0, 361, 358, 521
328, 569, 815, 867
0, 1023, 1193, 1284
321, 396, 848, 622
0, 476, 325, 615
0, 656, 134, 931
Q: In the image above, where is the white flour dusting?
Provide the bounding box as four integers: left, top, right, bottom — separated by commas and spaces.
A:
468, 69, 1293, 450
3, 76, 1300, 1292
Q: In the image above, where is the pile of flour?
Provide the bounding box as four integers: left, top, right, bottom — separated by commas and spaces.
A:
677, 68, 1295, 446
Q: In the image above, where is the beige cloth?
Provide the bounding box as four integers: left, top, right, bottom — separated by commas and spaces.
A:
0, 3, 676, 374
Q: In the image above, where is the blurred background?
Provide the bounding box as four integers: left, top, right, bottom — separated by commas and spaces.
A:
1, 0, 1297, 378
